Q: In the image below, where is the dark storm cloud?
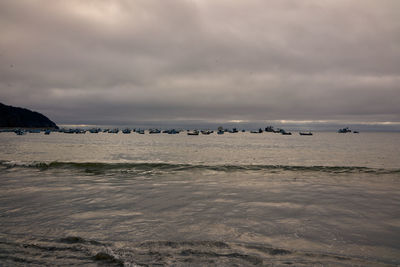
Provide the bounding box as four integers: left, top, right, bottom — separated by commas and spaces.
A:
1, 0, 399, 125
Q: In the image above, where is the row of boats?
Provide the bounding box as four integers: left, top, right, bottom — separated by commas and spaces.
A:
4, 126, 360, 136
337, 127, 359, 133
7, 129, 52, 135
247, 127, 313, 136
6, 126, 312, 136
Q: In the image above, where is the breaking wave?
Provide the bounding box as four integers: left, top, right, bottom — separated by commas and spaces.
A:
1, 160, 399, 175
0, 236, 394, 266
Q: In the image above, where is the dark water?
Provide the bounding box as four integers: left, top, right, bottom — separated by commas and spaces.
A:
0, 132, 399, 266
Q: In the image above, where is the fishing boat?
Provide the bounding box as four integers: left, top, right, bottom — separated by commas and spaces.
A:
187, 130, 199, 135
338, 127, 351, 133
149, 129, 161, 134
280, 129, 292, 135
15, 129, 26, 135
89, 128, 100, 133
250, 128, 263, 133
265, 126, 274, 132
64, 129, 75, 134
166, 129, 179, 134
75, 129, 86, 134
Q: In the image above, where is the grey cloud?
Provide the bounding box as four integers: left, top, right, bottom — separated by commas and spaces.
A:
0, 0, 399, 126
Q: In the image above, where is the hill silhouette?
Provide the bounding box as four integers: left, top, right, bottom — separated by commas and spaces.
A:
0, 103, 58, 129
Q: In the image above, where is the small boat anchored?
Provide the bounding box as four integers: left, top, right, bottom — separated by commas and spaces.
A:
299, 132, 313, 136
280, 129, 292, 135
15, 129, 26, 135
338, 127, 351, 133
149, 129, 161, 134
122, 128, 131, 134
187, 130, 199, 135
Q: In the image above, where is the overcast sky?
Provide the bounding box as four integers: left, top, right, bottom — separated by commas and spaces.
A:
1, 0, 399, 126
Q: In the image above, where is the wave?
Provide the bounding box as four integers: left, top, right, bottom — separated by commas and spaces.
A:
1, 160, 399, 175
0, 236, 394, 266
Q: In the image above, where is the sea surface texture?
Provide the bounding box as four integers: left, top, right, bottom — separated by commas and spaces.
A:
0, 131, 399, 266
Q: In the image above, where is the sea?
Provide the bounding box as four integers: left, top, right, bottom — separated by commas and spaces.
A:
0, 130, 399, 266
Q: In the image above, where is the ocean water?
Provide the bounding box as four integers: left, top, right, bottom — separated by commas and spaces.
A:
0, 131, 399, 266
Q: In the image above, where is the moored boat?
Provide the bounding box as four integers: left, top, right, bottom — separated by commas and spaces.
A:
15, 129, 26, 135
280, 129, 292, 135
187, 130, 199, 135
265, 126, 274, 132
166, 129, 179, 134
149, 129, 161, 134
109, 128, 119, 134
338, 127, 351, 133
122, 128, 131, 134
89, 128, 100, 133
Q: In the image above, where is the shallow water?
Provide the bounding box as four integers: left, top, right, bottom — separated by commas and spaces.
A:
0, 131, 399, 266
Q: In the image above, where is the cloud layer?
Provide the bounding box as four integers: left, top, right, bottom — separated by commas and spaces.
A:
1, 0, 399, 124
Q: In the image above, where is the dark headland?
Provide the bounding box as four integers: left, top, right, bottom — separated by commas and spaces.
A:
0, 102, 58, 129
